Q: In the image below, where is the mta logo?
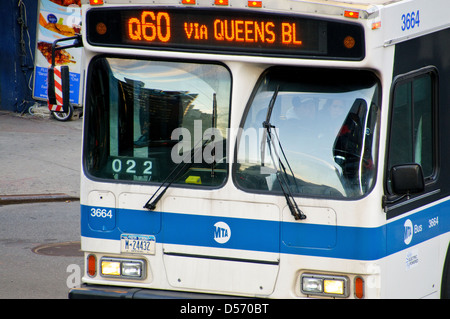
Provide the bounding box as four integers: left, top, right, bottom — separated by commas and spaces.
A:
214, 221, 231, 244
404, 219, 413, 245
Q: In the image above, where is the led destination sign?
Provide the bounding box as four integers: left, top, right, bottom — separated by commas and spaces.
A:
87, 8, 364, 60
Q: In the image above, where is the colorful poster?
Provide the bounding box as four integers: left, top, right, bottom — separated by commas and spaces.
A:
33, 0, 82, 105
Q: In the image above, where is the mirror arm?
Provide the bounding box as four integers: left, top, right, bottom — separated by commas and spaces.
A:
51, 34, 82, 67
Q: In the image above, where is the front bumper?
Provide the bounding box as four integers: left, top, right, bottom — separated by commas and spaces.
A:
69, 284, 244, 299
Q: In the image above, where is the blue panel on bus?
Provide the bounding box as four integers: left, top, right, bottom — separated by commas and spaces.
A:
80, 201, 450, 261
282, 222, 336, 249
279, 223, 385, 260
118, 208, 162, 235
386, 200, 450, 256
161, 212, 280, 253
87, 206, 116, 231
81, 205, 162, 238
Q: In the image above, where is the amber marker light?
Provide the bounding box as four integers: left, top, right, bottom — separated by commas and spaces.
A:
248, 1, 262, 8
215, 0, 229, 5
372, 21, 382, 30
344, 10, 359, 19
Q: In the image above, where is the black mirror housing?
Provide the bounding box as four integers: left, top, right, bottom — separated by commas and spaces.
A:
390, 163, 425, 195
46, 35, 83, 113
47, 65, 70, 113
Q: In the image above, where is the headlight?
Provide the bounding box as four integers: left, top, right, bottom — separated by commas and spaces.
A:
323, 278, 345, 295
301, 273, 349, 298
302, 276, 323, 293
121, 262, 143, 277
101, 258, 146, 279
101, 260, 121, 276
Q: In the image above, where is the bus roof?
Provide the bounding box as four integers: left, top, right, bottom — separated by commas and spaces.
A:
79, 0, 420, 18
318, 0, 401, 5
290, 0, 402, 7
81, 0, 402, 10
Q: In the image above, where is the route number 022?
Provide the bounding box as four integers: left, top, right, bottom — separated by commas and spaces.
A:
111, 158, 153, 175
401, 10, 420, 31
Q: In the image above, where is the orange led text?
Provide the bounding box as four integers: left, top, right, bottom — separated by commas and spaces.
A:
128, 11, 171, 43
126, 11, 304, 47
214, 19, 275, 43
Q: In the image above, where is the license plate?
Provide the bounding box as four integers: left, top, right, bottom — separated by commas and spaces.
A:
121, 234, 156, 255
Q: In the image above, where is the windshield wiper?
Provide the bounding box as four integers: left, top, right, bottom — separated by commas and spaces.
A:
144, 93, 218, 211
261, 87, 306, 220
144, 139, 208, 210
211, 93, 217, 178
261, 86, 279, 168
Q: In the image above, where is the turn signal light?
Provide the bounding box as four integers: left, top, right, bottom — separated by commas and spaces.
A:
87, 254, 96, 277
101, 260, 121, 276
182, 0, 196, 4
355, 277, 364, 299
90, 0, 104, 5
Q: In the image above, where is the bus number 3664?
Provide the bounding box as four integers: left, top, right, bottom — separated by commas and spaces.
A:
90, 208, 113, 219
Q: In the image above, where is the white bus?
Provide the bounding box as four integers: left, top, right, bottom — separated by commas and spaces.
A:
64, 0, 449, 298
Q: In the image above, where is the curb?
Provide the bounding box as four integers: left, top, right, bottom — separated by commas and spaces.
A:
0, 193, 79, 205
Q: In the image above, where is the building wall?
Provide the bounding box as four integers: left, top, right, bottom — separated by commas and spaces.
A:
0, 0, 38, 112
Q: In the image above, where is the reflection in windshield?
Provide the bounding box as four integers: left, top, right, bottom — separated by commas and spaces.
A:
235, 67, 380, 199
85, 58, 231, 187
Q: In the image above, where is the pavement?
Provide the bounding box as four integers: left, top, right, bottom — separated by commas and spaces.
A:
0, 108, 82, 204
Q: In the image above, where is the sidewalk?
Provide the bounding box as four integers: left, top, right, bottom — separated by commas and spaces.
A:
0, 109, 82, 203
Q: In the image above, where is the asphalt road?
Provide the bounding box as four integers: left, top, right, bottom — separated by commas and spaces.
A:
0, 111, 82, 198
0, 200, 83, 299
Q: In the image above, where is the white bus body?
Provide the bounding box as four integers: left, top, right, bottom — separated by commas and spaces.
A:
68, 0, 450, 299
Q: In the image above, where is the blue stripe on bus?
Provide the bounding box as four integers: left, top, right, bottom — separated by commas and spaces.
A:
80, 201, 450, 261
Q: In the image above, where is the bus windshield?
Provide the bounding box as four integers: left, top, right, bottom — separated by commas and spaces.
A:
85, 57, 231, 187
235, 67, 380, 199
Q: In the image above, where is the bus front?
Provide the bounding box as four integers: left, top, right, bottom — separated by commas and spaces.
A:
72, 0, 385, 299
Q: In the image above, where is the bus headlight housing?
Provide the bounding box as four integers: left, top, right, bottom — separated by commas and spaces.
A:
101, 258, 146, 279
301, 273, 349, 298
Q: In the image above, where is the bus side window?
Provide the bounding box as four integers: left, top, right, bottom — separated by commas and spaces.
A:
387, 69, 437, 194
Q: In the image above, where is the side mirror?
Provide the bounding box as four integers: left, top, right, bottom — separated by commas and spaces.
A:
47, 65, 70, 113
390, 163, 425, 195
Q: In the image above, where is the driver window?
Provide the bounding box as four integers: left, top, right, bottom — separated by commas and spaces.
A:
387, 70, 436, 189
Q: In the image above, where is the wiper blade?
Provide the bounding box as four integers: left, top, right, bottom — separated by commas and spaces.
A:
261, 86, 279, 168
267, 130, 306, 220
144, 139, 208, 210
261, 87, 306, 220
211, 93, 217, 178
145, 93, 218, 211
